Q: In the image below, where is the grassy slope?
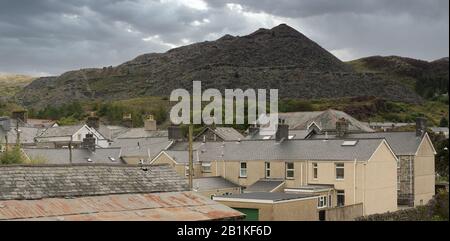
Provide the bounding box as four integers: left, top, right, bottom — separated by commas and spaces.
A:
0, 74, 35, 98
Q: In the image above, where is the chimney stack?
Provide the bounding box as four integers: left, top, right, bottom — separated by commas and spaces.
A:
275, 119, 289, 142
168, 125, 184, 141
248, 124, 260, 136
144, 115, 157, 131
336, 118, 349, 137
416, 117, 427, 137
11, 110, 28, 124
82, 133, 96, 151
122, 113, 133, 128
86, 112, 100, 129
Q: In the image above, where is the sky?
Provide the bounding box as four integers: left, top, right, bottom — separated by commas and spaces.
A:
0, 0, 448, 76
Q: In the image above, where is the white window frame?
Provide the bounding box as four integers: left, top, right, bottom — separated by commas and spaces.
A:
240, 162, 247, 178
335, 163, 345, 180
313, 163, 318, 179
286, 162, 295, 179
318, 196, 327, 209
265, 162, 271, 178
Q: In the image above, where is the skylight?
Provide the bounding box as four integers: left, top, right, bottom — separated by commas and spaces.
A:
342, 140, 358, 146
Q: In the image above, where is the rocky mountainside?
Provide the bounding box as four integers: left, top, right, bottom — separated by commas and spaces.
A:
15, 24, 422, 108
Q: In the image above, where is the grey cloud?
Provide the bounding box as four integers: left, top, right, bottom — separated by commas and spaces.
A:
0, 0, 448, 76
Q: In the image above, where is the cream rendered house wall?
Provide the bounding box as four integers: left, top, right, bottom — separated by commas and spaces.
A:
414, 135, 436, 206
362, 141, 398, 215
211, 141, 398, 216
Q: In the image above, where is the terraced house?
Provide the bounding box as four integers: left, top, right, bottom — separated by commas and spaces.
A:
152, 124, 399, 217
309, 117, 437, 207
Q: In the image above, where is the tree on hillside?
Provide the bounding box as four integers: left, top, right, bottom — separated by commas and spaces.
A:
440, 116, 449, 127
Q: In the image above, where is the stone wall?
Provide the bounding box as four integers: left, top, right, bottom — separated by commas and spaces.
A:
398, 155, 414, 206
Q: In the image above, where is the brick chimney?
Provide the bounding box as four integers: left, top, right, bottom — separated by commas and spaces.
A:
336, 118, 349, 137
82, 133, 96, 151
168, 125, 184, 141
144, 115, 157, 131
86, 112, 100, 129
416, 117, 427, 137
12, 110, 28, 124
122, 113, 133, 128
275, 119, 289, 142
248, 124, 260, 136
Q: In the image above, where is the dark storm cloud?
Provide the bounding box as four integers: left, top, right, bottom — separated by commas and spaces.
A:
0, 0, 448, 76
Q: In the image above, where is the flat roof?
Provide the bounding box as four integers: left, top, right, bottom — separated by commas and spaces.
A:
213, 192, 317, 204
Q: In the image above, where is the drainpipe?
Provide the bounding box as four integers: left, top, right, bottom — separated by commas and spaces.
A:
300, 162, 303, 186
363, 163, 367, 216
354, 158, 357, 205
409, 156, 413, 206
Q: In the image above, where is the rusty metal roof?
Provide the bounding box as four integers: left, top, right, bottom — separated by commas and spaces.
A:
0, 192, 244, 221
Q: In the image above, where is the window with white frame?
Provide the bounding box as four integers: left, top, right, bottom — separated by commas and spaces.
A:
240, 162, 247, 178
286, 162, 294, 179
265, 162, 271, 178
318, 196, 327, 208
313, 163, 318, 179
201, 162, 212, 173
335, 163, 344, 180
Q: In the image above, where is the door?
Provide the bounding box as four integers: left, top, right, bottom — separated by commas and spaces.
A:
319, 210, 326, 221
234, 208, 259, 221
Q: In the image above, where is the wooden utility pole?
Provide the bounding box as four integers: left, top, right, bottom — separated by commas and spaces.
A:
15, 120, 20, 147
69, 135, 73, 164
188, 124, 194, 190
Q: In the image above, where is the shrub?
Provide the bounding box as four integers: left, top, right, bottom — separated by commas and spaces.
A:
0, 146, 24, 165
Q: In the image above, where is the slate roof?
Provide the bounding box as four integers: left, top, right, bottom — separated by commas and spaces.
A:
195, 127, 245, 141
245, 179, 285, 192
111, 137, 172, 159
246, 129, 313, 140
261, 109, 374, 132
0, 164, 189, 200
195, 139, 386, 162
6, 127, 44, 144
0, 192, 244, 221
22, 147, 123, 165
162, 150, 201, 164
116, 128, 168, 139
193, 177, 241, 191
214, 192, 317, 202
37, 125, 84, 138
310, 132, 424, 156
97, 125, 129, 140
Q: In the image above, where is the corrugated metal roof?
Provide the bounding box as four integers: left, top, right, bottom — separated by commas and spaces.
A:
0, 192, 244, 221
